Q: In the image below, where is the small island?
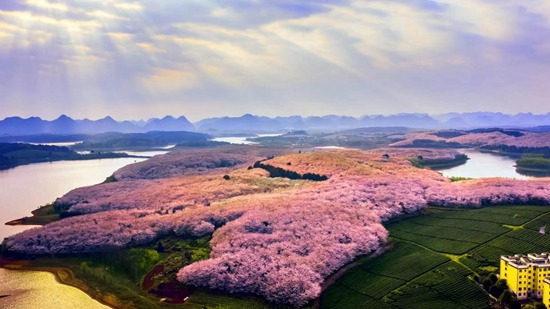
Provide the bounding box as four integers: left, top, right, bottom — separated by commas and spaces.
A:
0, 143, 144, 170
515, 154, 550, 177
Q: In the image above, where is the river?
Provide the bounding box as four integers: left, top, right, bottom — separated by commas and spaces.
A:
437, 149, 531, 179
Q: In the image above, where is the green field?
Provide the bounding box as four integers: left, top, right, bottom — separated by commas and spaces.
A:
320, 205, 550, 309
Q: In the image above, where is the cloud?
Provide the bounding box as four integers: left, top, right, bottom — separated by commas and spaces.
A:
112, 2, 144, 11
141, 68, 199, 93
25, 0, 68, 11
1, 0, 550, 120
86, 10, 126, 20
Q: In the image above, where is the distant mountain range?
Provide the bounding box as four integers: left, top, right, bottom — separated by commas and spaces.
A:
194, 112, 550, 133
1, 112, 549, 136
0, 115, 195, 136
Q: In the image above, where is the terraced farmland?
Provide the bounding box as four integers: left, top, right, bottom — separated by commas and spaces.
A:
320, 205, 550, 309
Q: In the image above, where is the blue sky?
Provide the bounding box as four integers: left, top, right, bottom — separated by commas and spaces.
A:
1, 0, 549, 121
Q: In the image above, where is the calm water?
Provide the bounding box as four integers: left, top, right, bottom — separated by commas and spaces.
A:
0, 158, 148, 241
0, 157, 157, 309
30, 142, 82, 147
316, 146, 353, 150
114, 149, 170, 157
0, 268, 110, 309
212, 134, 282, 145
438, 149, 530, 179
212, 136, 257, 145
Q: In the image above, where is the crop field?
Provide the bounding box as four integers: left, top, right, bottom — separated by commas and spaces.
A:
320, 205, 550, 309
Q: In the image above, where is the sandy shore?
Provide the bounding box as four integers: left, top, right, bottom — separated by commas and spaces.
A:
0, 257, 121, 309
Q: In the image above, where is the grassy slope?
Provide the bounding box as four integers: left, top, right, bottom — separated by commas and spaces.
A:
320, 205, 550, 309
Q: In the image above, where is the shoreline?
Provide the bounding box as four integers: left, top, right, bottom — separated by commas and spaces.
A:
6, 203, 62, 226
0, 154, 159, 309
5, 216, 55, 226
0, 258, 119, 309
514, 166, 550, 177
514, 165, 550, 173
1, 242, 395, 309
0, 154, 149, 172
425, 158, 469, 170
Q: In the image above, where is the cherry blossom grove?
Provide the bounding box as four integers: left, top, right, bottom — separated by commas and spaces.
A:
390, 130, 550, 148
114, 146, 285, 180
366, 147, 462, 161
4, 147, 550, 307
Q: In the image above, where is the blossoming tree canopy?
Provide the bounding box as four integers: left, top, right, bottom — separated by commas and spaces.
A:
390, 130, 550, 149
4, 146, 550, 306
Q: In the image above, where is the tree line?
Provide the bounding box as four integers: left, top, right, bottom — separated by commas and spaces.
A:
252, 161, 328, 181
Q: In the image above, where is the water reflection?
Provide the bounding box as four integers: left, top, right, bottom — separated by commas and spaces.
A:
30, 142, 82, 147
212, 134, 282, 145
0, 158, 147, 240
212, 136, 257, 145
113, 150, 170, 157
0, 268, 110, 309
437, 149, 531, 179
515, 168, 550, 178
315, 146, 352, 150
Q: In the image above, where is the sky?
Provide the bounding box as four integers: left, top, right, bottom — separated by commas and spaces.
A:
1, 0, 550, 122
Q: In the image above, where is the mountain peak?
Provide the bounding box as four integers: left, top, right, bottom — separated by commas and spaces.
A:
55, 114, 74, 122
4, 116, 23, 121
100, 116, 116, 122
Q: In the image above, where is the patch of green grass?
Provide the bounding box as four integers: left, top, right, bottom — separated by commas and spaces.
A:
427, 207, 539, 226
21, 235, 293, 309
448, 176, 473, 182
387, 229, 479, 254
337, 268, 406, 298
360, 241, 448, 281
388, 262, 488, 309
388, 221, 497, 243
32, 203, 57, 216
320, 284, 394, 309
102, 175, 117, 184
321, 206, 550, 309
524, 212, 550, 231
479, 266, 498, 273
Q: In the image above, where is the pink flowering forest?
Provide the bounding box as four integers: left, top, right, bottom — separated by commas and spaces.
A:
391, 130, 550, 149
4, 146, 550, 306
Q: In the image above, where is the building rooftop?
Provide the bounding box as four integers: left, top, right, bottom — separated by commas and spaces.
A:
502, 253, 550, 268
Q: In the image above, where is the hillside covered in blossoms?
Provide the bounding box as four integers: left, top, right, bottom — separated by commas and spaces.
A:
390, 129, 550, 150
4, 146, 550, 307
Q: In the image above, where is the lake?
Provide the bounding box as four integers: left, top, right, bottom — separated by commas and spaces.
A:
212, 134, 282, 145
0, 154, 170, 309
437, 149, 530, 179
0, 268, 110, 309
0, 157, 150, 241
30, 142, 82, 147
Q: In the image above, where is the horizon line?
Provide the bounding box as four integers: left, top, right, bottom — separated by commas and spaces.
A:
2, 111, 550, 123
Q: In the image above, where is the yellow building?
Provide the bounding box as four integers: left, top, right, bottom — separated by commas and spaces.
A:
544, 278, 550, 306
500, 253, 550, 306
